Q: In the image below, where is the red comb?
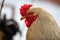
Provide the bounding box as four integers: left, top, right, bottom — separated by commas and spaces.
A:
20, 4, 32, 16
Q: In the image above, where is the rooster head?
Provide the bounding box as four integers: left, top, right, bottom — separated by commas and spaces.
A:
20, 4, 38, 28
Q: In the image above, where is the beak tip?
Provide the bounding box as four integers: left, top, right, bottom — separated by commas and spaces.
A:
20, 16, 25, 20
20, 18, 23, 20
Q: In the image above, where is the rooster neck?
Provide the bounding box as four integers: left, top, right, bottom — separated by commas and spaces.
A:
26, 8, 60, 40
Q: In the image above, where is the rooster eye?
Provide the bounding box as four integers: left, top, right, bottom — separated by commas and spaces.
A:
28, 12, 38, 17
28, 12, 35, 15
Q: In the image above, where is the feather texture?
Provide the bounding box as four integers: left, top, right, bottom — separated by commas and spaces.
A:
26, 8, 60, 40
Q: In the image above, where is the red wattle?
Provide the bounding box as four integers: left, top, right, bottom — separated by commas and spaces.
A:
25, 20, 31, 28
25, 13, 38, 28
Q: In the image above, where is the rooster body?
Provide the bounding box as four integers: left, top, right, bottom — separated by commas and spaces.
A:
20, 4, 60, 40
26, 8, 60, 40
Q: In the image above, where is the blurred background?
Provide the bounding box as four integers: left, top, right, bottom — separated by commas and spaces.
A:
0, 0, 60, 40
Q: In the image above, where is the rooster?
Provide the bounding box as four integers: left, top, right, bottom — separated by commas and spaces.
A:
20, 4, 60, 40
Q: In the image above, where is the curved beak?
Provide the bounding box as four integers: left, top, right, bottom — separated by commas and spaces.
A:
20, 16, 26, 20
